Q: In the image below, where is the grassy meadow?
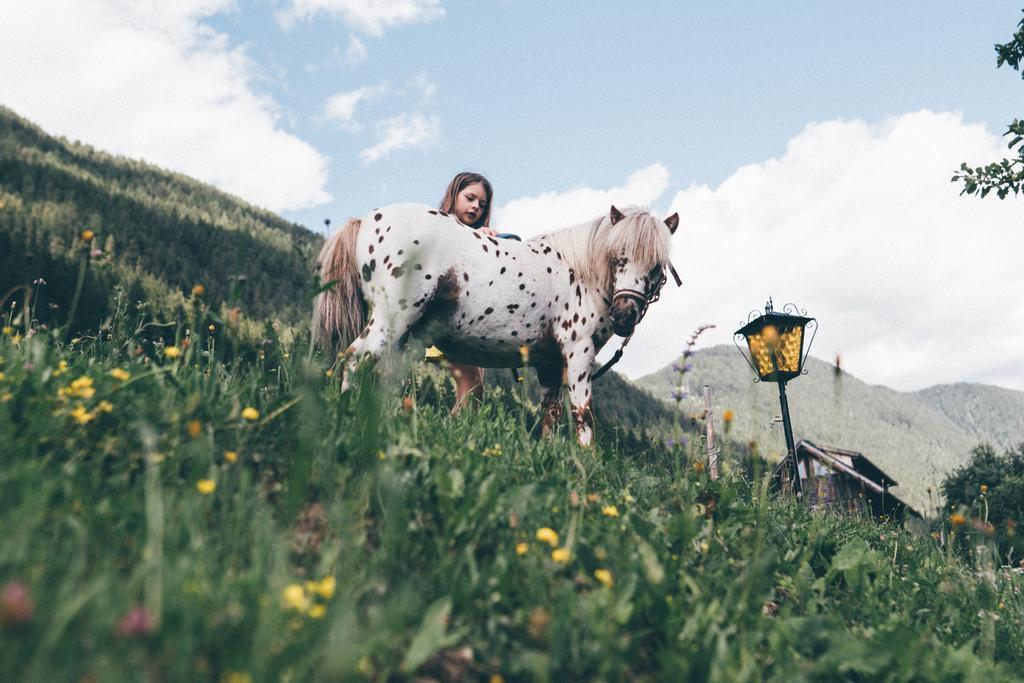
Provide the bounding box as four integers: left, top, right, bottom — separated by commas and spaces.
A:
1, 286, 1023, 682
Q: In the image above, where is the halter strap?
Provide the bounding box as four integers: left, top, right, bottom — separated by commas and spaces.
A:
593, 268, 677, 381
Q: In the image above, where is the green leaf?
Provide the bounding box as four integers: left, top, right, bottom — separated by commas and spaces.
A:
402, 597, 462, 673
635, 537, 664, 585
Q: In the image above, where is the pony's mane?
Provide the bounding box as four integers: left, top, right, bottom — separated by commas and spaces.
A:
534, 207, 673, 293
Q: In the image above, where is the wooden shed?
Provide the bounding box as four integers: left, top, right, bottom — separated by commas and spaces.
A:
771, 440, 921, 521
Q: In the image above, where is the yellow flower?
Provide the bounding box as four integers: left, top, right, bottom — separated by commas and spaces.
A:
187, 419, 202, 438
515, 542, 529, 556
535, 527, 559, 547
601, 505, 620, 518
164, 346, 181, 359
594, 568, 614, 588
192, 284, 205, 297
68, 375, 95, 398
80, 229, 95, 242
223, 673, 253, 683
308, 603, 327, 619
723, 409, 734, 424
282, 583, 309, 611
551, 547, 571, 564
0, 372, 5, 381
950, 512, 966, 528
196, 479, 216, 495
314, 576, 336, 600
1, 326, 12, 336
208, 324, 216, 332
980, 484, 988, 494
224, 450, 238, 464
109, 368, 131, 381
491, 675, 506, 683
693, 460, 705, 473
97, 400, 113, 413
518, 345, 530, 364
69, 404, 94, 424
53, 359, 69, 376
241, 406, 260, 421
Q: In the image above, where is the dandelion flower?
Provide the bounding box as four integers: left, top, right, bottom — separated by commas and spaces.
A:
241, 406, 259, 421
1, 326, 12, 336
693, 460, 705, 473
208, 324, 216, 333
70, 405, 94, 424
515, 542, 529, 556
980, 484, 988, 494
593, 568, 614, 588
97, 400, 113, 413
314, 576, 336, 600
164, 346, 181, 359
80, 229, 95, 242
722, 409, 734, 424
187, 420, 202, 438
191, 284, 205, 297
601, 505, 620, 518
551, 547, 571, 564
196, 479, 216, 495
308, 604, 327, 619
950, 512, 966, 528
109, 368, 130, 381
535, 527, 559, 547
282, 583, 309, 611
224, 451, 238, 464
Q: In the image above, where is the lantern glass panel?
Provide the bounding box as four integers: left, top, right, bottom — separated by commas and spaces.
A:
744, 321, 805, 379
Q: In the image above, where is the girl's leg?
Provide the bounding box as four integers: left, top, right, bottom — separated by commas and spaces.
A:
450, 361, 484, 414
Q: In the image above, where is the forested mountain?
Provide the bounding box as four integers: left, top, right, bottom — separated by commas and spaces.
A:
0, 105, 322, 332
637, 345, 1024, 511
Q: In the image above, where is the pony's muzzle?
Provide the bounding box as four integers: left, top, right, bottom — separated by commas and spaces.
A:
610, 299, 639, 337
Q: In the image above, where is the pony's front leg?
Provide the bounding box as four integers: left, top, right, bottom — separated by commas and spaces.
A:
565, 354, 596, 447
339, 309, 412, 391
535, 363, 564, 438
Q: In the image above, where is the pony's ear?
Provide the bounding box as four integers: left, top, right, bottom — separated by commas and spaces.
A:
664, 213, 679, 235
609, 205, 625, 225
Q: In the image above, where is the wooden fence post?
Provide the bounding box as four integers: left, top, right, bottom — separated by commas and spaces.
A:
704, 385, 719, 480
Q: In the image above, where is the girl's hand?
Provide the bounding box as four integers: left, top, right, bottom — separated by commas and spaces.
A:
476, 227, 500, 237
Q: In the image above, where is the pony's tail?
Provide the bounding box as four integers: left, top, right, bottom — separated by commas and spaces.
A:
313, 218, 366, 353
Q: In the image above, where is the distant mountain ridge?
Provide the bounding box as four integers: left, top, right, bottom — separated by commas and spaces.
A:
636, 346, 1024, 512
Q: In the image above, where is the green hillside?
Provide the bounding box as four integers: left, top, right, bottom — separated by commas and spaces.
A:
636, 346, 1024, 513
0, 105, 321, 332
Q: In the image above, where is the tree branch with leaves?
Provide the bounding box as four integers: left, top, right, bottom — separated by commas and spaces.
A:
952, 11, 1024, 199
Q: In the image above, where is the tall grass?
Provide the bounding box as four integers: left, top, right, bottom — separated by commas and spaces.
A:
0, 297, 1022, 682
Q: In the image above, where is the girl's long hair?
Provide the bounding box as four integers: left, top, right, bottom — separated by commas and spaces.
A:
439, 172, 493, 227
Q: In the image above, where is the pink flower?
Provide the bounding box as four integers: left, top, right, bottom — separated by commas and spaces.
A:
116, 605, 154, 637
1, 581, 35, 626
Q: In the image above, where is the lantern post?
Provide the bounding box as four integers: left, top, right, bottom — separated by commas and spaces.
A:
734, 299, 817, 498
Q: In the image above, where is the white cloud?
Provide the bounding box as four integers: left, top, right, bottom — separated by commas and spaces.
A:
493, 164, 672, 236
0, 0, 330, 212
324, 82, 388, 130
344, 35, 369, 65
618, 110, 1024, 391
278, 0, 444, 35
360, 112, 441, 162
410, 71, 438, 101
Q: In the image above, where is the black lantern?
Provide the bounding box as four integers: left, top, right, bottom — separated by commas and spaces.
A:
734, 299, 817, 497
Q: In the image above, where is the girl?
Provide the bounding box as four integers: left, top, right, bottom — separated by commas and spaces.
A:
435, 172, 496, 411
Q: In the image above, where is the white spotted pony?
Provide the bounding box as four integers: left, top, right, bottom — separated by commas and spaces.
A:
313, 203, 679, 445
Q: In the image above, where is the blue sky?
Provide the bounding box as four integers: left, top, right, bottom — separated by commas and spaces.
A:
203, 1, 1022, 227
1, 1, 1023, 392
